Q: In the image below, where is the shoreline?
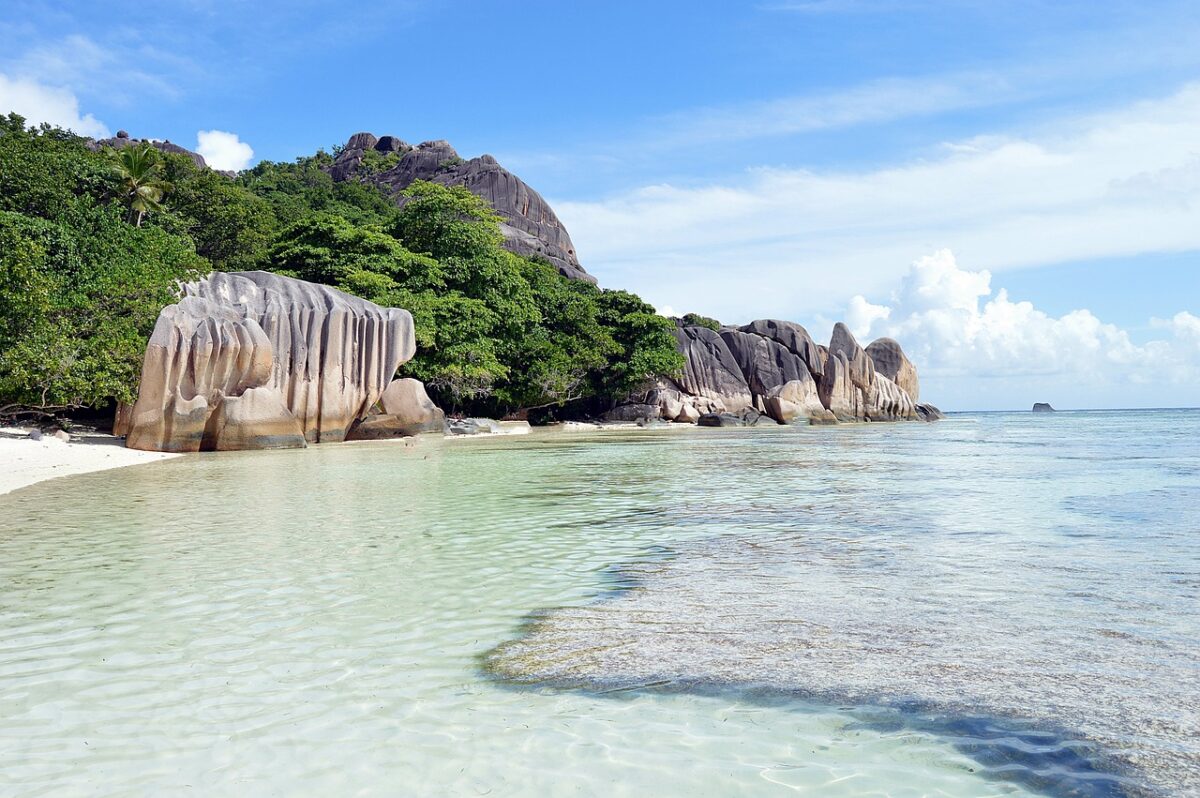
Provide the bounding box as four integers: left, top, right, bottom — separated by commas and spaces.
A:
0, 427, 179, 497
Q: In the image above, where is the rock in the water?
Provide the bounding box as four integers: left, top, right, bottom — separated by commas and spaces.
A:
764, 378, 834, 425
916, 403, 946, 421
817, 350, 863, 422
675, 404, 700, 424
698, 413, 741, 427
863, 374, 917, 422
328, 135, 592, 283
1033, 403, 1056, 412
347, 378, 445, 440
698, 408, 776, 428
447, 418, 503, 435
866, 337, 919, 403
27, 428, 42, 441
126, 272, 414, 452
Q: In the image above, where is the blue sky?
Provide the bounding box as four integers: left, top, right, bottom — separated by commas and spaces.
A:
3, 1, 1200, 409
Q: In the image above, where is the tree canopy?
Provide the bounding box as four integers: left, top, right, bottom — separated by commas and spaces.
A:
0, 114, 682, 421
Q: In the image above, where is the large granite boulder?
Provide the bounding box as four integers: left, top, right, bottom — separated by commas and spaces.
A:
328, 134, 592, 283
817, 350, 863, 422
737, 319, 824, 379
864, 374, 917, 422
346, 378, 445, 440
828, 323, 875, 395
718, 329, 813, 397
866, 337, 919, 402
764, 377, 835, 425
668, 326, 754, 414
126, 272, 414, 452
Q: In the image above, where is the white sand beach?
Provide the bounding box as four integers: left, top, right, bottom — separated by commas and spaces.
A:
0, 428, 178, 497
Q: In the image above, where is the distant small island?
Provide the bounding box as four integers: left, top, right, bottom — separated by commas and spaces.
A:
1032, 403, 1056, 412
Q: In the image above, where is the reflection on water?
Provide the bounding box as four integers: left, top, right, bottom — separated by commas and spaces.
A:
1, 413, 1195, 797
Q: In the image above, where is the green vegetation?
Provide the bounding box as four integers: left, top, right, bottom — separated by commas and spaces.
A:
0, 114, 682, 421
681, 312, 721, 331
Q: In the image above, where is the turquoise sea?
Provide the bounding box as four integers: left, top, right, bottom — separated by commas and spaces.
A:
1, 411, 1197, 797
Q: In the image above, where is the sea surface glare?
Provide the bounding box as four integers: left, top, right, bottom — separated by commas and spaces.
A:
1, 411, 1196, 797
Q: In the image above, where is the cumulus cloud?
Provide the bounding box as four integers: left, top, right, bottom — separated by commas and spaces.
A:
196, 130, 254, 171
556, 82, 1200, 323
0, 73, 109, 137
844, 250, 1200, 408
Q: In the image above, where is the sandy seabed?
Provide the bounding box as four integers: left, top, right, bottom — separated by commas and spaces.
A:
0, 428, 178, 497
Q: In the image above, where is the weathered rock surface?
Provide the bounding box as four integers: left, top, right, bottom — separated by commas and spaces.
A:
698, 408, 777, 428
764, 378, 835, 425
347, 378, 445, 440
626, 317, 931, 427
828, 323, 876, 396
126, 272, 414, 452
916, 403, 946, 421
737, 319, 824, 379
328, 134, 592, 282
866, 337, 919, 403
719, 328, 814, 397
666, 326, 753, 414
1033, 403, 1056, 412
864, 374, 918, 422
817, 350, 864, 422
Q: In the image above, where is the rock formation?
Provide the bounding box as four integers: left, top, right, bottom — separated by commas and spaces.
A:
125, 271, 415, 452
346, 378, 446, 440
87, 130, 210, 170
866, 337, 919, 402
1033, 402, 1056, 412
622, 318, 927, 426
327, 133, 592, 282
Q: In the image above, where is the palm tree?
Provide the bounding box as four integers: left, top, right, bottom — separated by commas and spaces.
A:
108, 142, 172, 227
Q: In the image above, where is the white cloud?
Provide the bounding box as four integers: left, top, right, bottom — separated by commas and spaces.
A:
0, 73, 109, 137
656, 305, 680, 318
845, 250, 1200, 408
556, 82, 1200, 325
196, 129, 254, 171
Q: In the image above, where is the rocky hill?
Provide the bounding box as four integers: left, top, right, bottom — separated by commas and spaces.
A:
326, 133, 592, 282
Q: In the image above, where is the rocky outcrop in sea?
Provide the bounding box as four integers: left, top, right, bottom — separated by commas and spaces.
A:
615, 319, 940, 425
125, 271, 417, 452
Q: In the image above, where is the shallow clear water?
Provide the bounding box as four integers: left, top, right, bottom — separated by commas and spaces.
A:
1, 412, 1197, 797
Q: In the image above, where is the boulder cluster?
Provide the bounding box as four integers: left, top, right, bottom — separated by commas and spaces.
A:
613, 320, 942, 426
327, 133, 592, 283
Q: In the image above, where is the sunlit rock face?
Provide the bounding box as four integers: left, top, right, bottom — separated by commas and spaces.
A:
636, 319, 924, 425
126, 271, 415, 452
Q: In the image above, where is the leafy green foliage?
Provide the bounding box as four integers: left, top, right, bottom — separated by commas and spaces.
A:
106, 142, 172, 227
681, 312, 721, 331
0, 116, 682, 420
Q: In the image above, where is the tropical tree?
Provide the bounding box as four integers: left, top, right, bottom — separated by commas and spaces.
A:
108, 143, 172, 226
